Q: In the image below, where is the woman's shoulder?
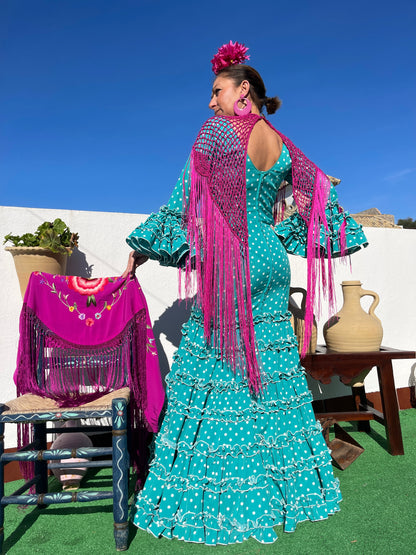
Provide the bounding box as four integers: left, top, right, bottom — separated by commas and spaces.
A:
197, 115, 237, 140
194, 114, 261, 154
194, 116, 237, 155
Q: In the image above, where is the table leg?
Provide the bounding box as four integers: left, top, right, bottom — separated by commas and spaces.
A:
352, 385, 371, 433
377, 362, 404, 455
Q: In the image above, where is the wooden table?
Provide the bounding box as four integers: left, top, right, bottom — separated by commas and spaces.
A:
302, 346, 416, 456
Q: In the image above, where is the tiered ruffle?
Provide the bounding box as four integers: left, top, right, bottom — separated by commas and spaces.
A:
274, 188, 368, 258
131, 307, 341, 545
126, 206, 189, 267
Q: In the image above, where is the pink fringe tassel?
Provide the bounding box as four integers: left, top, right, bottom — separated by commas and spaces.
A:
183, 152, 262, 394
302, 168, 333, 358
181, 114, 350, 382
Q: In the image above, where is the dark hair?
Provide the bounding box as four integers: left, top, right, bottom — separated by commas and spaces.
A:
217, 64, 281, 115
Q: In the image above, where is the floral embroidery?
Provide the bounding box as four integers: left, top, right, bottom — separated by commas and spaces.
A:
68, 277, 109, 296
146, 325, 158, 356
68, 277, 112, 307
39, 273, 127, 326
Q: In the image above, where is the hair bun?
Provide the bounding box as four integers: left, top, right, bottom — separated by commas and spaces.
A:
264, 96, 282, 115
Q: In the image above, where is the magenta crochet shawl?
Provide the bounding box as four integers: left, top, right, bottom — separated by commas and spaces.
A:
182, 114, 345, 393
14, 272, 165, 482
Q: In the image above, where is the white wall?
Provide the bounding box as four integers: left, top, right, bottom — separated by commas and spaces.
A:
288, 227, 416, 400
1, 205, 415, 447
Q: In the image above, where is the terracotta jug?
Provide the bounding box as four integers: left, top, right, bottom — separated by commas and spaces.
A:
289, 287, 317, 355
49, 422, 92, 490
323, 280, 383, 386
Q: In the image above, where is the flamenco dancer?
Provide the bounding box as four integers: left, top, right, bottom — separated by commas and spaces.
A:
124, 41, 368, 545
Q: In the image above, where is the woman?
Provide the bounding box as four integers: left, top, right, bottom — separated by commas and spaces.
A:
125, 41, 368, 545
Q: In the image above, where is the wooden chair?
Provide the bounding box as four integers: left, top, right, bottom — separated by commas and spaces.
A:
0, 272, 164, 552
0, 389, 131, 550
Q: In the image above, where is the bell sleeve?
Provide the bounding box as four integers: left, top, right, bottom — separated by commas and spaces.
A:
126, 159, 191, 267
274, 175, 368, 258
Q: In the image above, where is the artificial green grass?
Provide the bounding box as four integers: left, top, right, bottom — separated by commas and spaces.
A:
3, 409, 416, 554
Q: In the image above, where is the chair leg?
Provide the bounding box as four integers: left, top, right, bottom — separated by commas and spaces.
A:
112, 399, 129, 551
34, 422, 48, 496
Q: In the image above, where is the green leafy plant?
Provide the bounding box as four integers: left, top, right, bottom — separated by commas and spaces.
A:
397, 217, 416, 229
4, 218, 79, 254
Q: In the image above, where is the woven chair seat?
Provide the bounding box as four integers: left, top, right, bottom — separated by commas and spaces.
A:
2, 387, 130, 416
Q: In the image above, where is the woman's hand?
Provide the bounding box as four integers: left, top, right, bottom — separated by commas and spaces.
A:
122, 251, 149, 279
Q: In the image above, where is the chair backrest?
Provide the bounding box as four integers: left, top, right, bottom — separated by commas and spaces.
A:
14, 272, 165, 433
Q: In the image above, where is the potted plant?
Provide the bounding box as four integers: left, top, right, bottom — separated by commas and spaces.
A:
4, 218, 79, 298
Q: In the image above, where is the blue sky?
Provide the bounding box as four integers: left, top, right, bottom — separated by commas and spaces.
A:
1, 0, 415, 220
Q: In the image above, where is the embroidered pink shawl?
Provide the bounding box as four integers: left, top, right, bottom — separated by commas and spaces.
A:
182, 114, 345, 393
14, 272, 165, 482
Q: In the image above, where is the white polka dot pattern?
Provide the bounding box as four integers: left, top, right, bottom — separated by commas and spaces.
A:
129, 145, 358, 545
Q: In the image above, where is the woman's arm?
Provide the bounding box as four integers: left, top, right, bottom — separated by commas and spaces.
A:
122, 251, 149, 279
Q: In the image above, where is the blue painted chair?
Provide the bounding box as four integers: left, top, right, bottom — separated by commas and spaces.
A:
0, 273, 164, 552
0, 389, 131, 551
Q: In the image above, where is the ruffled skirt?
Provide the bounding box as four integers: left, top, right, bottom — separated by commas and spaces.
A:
131, 307, 341, 545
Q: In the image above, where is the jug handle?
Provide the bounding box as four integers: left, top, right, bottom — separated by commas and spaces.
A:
289, 287, 307, 309
360, 288, 379, 316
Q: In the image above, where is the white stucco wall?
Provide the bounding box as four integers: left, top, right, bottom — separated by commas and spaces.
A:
1, 205, 415, 447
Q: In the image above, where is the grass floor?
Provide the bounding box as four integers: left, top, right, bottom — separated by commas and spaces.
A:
3, 409, 416, 554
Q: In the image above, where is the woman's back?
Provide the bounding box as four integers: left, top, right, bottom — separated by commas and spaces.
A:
245, 142, 292, 313
247, 119, 283, 172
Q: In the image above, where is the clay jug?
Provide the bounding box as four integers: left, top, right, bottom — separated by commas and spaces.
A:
49, 422, 92, 490
289, 287, 317, 355
323, 281, 383, 386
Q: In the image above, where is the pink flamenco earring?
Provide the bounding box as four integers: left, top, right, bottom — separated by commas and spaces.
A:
234, 94, 252, 116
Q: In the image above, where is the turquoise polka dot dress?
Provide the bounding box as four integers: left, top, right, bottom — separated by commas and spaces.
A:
127, 143, 368, 545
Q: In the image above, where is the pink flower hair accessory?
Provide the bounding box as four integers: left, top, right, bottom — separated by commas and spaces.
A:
211, 40, 250, 74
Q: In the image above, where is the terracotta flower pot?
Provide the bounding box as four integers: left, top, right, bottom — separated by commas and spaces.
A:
5, 246, 69, 299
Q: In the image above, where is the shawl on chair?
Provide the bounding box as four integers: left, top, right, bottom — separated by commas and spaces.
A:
14, 272, 165, 482
182, 114, 346, 394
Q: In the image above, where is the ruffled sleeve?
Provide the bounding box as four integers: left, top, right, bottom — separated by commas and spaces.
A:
126, 159, 191, 267
126, 206, 189, 267
274, 184, 368, 258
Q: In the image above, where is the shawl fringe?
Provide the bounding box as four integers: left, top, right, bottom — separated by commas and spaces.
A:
271, 129, 347, 356
15, 303, 150, 484
182, 115, 263, 394
181, 114, 348, 388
